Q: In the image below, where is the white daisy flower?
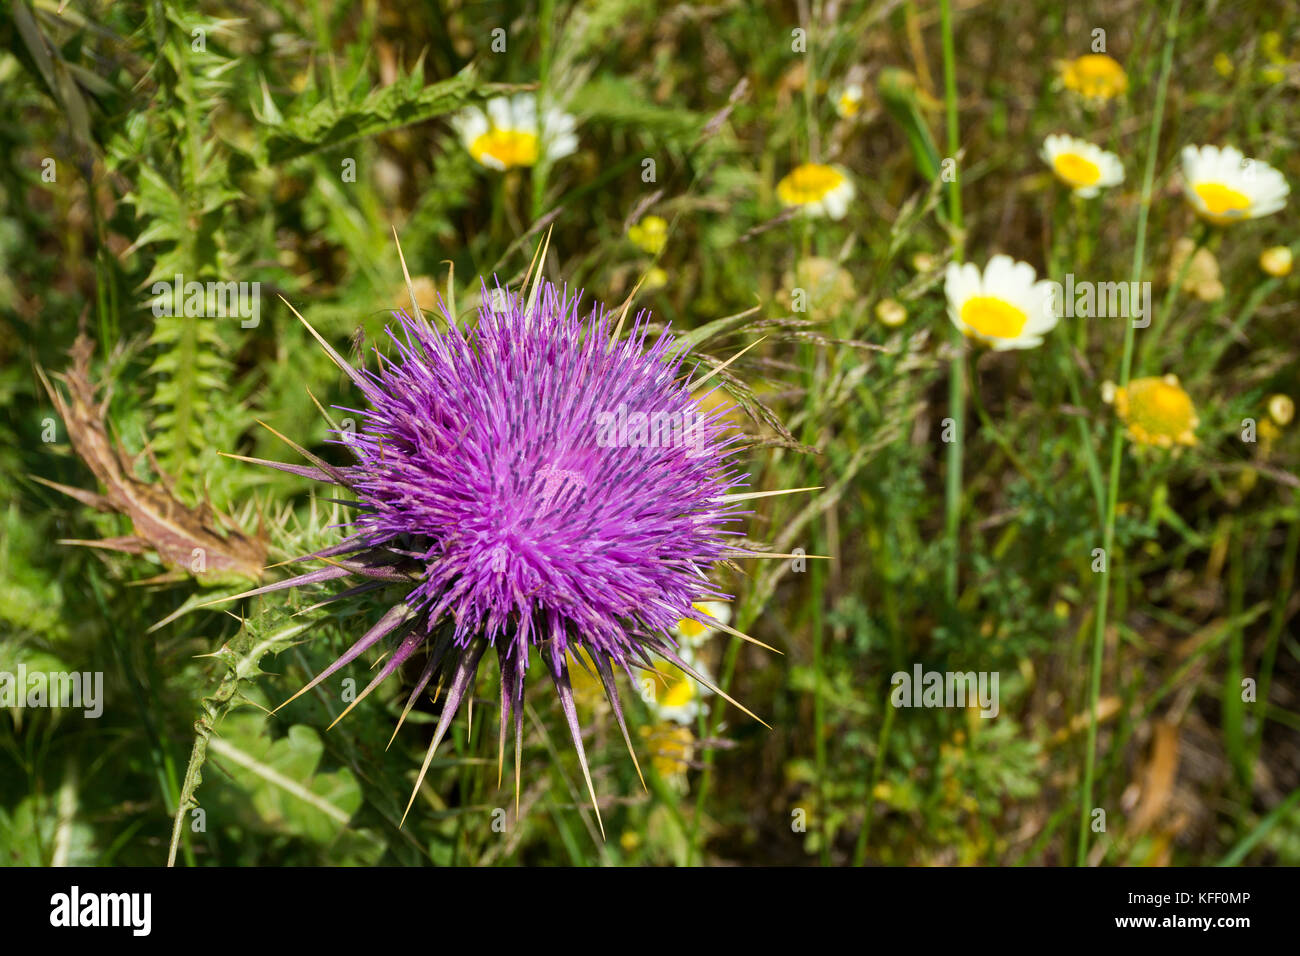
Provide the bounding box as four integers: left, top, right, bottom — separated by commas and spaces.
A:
835, 83, 865, 118
672, 601, 731, 650
451, 93, 578, 171
1040, 134, 1124, 198
1180, 145, 1289, 225
776, 163, 855, 220
944, 254, 1058, 351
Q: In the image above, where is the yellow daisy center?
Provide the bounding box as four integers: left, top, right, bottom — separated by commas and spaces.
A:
470, 128, 539, 169
838, 92, 861, 116
656, 667, 697, 709
1053, 152, 1102, 187
960, 295, 1028, 340
676, 602, 722, 640
1194, 182, 1251, 219
777, 163, 844, 205
1115, 377, 1198, 447
676, 617, 709, 639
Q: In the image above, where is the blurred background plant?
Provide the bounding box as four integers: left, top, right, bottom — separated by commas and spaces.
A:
0, 0, 1296, 866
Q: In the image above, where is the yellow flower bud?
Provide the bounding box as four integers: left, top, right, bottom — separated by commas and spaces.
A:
1260, 246, 1293, 278
1268, 393, 1295, 427
875, 298, 907, 328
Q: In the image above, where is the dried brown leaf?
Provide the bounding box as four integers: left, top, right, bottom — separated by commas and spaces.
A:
35, 336, 266, 584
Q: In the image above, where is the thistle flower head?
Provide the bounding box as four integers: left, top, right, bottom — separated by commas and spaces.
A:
346, 281, 745, 652
246, 273, 776, 833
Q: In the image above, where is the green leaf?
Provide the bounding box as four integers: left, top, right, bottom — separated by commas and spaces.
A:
878, 68, 942, 183
263, 64, 507, 165
209, 713, 362, 844
0, 794, 96, 866
569, 76, 707, 145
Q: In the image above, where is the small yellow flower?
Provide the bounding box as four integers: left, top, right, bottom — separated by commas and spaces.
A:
641, 266, 668, 291
875, 298, 907, 328
834, 83, 865, 118
1041, 134, 1124, 198
627, 215, 668, 255
1268, 393, 1294, 427
1181, 145, 1289, 225
776, 163, 855, 220
1261, 65, 1286, 85
1060, 54, 1128, 101
1104, 374, 1200, 448
1260, 246, 1293, 278
1214, 52, 1234, 77
911, 252, 937, 273
639, 722, 694, 780
1261, 31, 1286, 65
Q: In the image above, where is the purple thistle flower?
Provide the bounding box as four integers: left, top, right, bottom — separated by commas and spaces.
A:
238, 277, 774, 833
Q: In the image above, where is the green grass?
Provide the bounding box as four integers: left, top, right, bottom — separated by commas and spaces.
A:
0, 0, 1298, 866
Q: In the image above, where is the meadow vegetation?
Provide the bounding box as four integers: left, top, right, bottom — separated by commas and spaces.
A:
0, 0, 1297, 866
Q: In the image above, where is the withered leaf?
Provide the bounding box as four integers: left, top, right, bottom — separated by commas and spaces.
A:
1130, 720, 1182, 837
34, 336, 266, 585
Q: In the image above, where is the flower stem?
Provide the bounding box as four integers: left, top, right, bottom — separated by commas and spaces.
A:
1251, 496, 1299, 773
1138, 221, 1210, 376
1076, 0, 1182, 867
939, 0, 964, 602
532, 0, 556, 222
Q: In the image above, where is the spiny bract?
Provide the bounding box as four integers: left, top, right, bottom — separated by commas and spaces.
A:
241, 278, 768, 831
